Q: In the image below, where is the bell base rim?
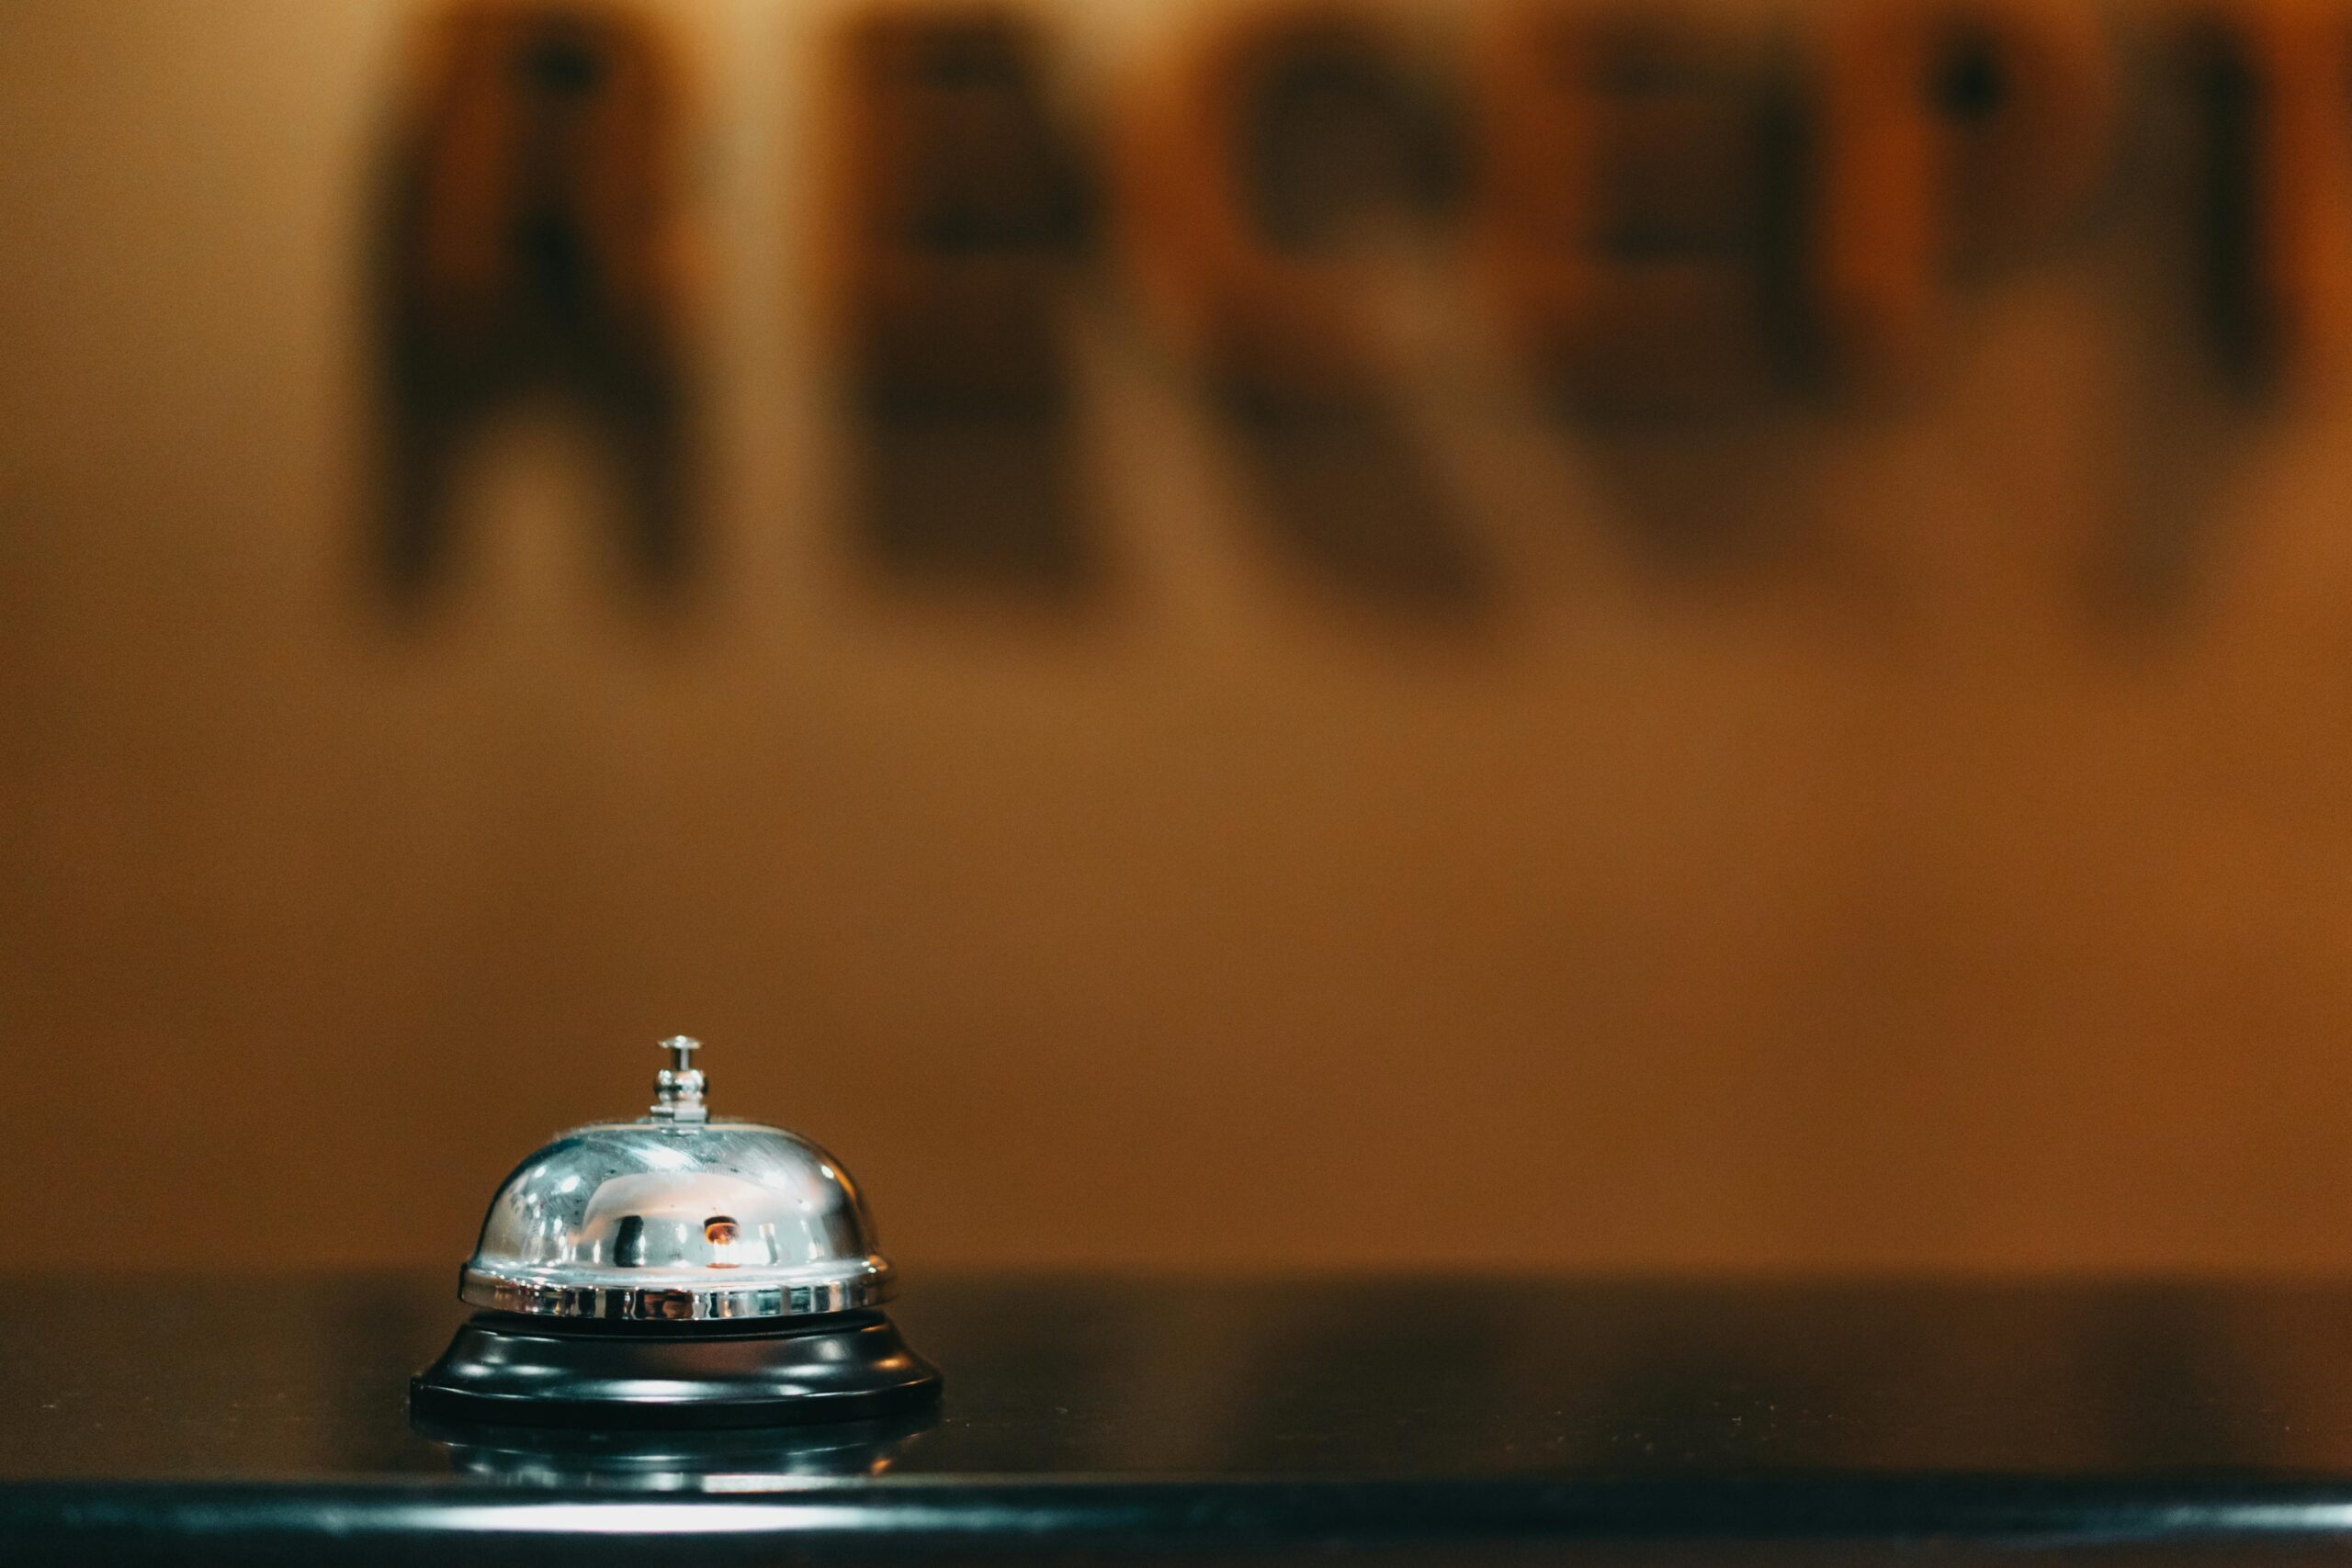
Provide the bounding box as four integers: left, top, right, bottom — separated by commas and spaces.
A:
458, 1261, 896, 1323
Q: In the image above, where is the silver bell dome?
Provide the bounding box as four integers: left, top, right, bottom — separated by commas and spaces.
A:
459, 1037, 894, 1322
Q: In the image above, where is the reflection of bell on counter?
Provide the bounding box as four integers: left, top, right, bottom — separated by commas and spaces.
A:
410, 1036, 942, 1427
420, 1413, 936, 1489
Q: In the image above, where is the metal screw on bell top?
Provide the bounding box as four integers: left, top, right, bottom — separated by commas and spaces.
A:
650, 1034, 707, 1122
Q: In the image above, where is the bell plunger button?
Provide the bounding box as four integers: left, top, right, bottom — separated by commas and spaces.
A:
648, 1033, 708, 1122
409, 1035, 942, 1427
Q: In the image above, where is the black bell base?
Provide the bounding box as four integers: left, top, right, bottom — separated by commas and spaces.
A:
409, 1308, 943, 1428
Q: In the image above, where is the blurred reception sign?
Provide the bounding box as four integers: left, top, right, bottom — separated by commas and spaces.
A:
376, 0, 2352, 587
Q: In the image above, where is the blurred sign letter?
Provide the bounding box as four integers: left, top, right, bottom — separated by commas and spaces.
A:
1814, 0, 2113, 387
380, 0, 699, 594
1474, 5, 1796, 412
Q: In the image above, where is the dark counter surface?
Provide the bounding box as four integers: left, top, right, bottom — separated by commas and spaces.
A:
9, 1273, 2352, 1562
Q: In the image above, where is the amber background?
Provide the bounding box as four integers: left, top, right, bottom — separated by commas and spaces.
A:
4, 0, 2350, 1277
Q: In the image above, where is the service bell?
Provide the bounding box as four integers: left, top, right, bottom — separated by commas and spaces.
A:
410, 1037, 942, 1427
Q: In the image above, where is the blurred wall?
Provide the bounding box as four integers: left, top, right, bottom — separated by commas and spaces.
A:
3, 0, 2350, 1276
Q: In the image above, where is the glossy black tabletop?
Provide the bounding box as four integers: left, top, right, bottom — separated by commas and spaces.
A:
11, 1273, 2352, 1563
